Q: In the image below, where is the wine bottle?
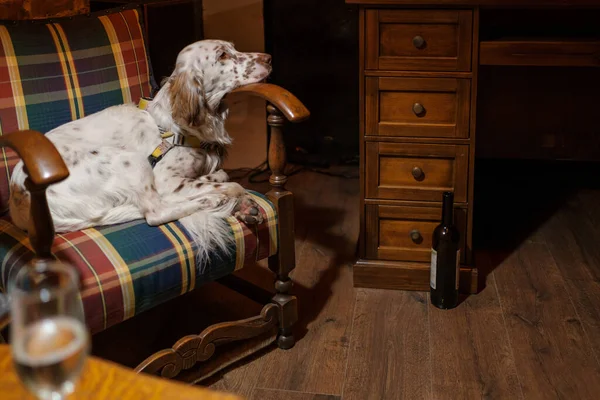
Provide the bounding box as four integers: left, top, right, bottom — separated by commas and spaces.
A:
430, 191, 460, 309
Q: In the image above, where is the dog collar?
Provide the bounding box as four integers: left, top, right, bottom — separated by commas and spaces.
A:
148, 140, 174, 168
175, 134, 203, 148
138, 97, 151, 110
138, 97, 222, 162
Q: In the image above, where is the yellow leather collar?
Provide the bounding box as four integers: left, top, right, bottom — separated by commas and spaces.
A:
179, 135, 202, 147
148, 140, 173, 168
138, 97, 151, 110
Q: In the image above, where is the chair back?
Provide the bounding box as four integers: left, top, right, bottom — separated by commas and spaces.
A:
0, 6, 157, 212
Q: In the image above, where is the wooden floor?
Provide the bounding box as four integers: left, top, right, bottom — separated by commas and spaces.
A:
93, 161, 600, 400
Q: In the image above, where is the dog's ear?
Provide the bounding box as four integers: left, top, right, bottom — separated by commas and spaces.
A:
169, 69, 207, 129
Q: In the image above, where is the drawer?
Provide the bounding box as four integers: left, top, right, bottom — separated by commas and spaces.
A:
365, 77, 471, 138
365, 142, 468, 202
365, 9, 473, 71
365, 204, 467, 263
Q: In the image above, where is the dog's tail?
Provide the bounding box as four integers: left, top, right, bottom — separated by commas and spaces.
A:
178, 198, 237, 273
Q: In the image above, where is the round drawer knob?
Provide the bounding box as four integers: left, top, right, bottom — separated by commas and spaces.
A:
409, 229, 423, 244
412, 102, 425, 116
412, 35, 426, 49
412, 166, 425, 181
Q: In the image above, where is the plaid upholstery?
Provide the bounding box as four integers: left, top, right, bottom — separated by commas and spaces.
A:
0, 8, 154, 212
0, 191, 278, 334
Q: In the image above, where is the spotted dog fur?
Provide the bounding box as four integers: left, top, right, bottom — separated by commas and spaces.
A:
9, 40, 272, 262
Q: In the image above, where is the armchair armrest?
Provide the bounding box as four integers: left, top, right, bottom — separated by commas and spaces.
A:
231, 83, 310, 123
0, 130, 69, 259
229, 83, 309, 190
0, 130, 69, 187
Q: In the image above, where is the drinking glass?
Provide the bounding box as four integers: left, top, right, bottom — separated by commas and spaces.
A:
9, 262, 89, 400
0, 292, 8, 343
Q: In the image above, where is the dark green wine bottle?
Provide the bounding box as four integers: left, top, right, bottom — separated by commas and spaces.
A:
430, 191, 460, 309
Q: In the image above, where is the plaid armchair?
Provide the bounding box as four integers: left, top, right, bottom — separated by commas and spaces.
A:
0, 6, 308, 382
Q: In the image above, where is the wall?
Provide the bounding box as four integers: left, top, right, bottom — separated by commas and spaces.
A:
203, 0, 267, 170
0, 0, 89, 19
477, 66, 600, 161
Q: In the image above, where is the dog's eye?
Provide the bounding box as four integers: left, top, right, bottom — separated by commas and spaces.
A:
218, 52, 230, 61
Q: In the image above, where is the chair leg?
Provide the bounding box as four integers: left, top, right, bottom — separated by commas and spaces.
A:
266, 104, 298, 350
272, 280, 297, 350
268, 190, 298, 350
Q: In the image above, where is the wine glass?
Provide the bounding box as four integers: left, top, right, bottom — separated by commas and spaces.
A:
8, 261, 89, 400
0, 291, 8, 343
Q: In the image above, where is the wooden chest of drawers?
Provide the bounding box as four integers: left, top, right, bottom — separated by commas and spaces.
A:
353, 4, 479, 292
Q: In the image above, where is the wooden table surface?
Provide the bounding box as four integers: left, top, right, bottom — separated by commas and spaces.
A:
0, 345, 243, 400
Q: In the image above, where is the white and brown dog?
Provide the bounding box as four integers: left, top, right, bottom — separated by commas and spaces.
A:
9, 40, 272, 260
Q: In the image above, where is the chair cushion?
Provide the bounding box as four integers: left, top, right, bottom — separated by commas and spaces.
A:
0, 191, 277, 334
0, 7, 155, 212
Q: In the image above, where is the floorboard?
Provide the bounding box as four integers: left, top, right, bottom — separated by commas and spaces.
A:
541, 192, 600, 368
429, 255, 522, 400
492, 242, 600, 399
250, 388, 340, 400
342, 289, 431, 400
577, 189, 600, 228
205, 347, 267, 399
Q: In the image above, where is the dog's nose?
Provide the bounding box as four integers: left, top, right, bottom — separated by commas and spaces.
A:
259, 54, 272, 64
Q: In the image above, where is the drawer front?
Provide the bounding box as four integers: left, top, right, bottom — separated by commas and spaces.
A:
366, 142, 468, 202
365, 9, 473, 71
365, 204, 467, 263
366, 77, 470, 138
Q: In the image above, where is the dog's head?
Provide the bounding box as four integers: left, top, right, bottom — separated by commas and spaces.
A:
167, 40, 271, 135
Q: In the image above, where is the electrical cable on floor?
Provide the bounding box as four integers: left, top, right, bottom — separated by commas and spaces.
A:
225, 161, 268, 181
225, 158, 359, 183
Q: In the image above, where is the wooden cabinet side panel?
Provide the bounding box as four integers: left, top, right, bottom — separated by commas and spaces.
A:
365, 204, 379, 258
457, 10, 474, 71
359, 7, 367, 259
365, 141, 380, 199
365, 9, 379, 69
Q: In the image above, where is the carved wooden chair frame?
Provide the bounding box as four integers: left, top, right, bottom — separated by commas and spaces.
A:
0, 83, 309, 382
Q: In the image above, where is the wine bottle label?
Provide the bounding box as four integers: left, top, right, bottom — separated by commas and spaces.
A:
455, 249, 461, 290
430, 249, 437, 289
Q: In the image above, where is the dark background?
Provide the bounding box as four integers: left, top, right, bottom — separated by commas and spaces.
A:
263, 0, 360, 167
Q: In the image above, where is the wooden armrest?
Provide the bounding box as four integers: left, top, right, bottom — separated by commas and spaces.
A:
0, 130, 68, 260
0, 130, 69, 188
231, 83, 310, 123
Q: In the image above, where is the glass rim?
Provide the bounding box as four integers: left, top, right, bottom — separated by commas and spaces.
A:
9, 261, 79, 300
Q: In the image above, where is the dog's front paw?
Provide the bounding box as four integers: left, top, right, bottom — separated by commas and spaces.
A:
203, 169, 229, 183
234, 195, 264, 225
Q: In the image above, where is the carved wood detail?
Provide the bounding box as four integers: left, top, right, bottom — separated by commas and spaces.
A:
134, 303, 279, 378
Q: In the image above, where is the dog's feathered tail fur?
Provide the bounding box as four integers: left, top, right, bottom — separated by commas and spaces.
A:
178, 198, 237, 270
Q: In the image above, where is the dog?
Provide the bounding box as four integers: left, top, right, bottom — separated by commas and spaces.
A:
9, 40, 272, 262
